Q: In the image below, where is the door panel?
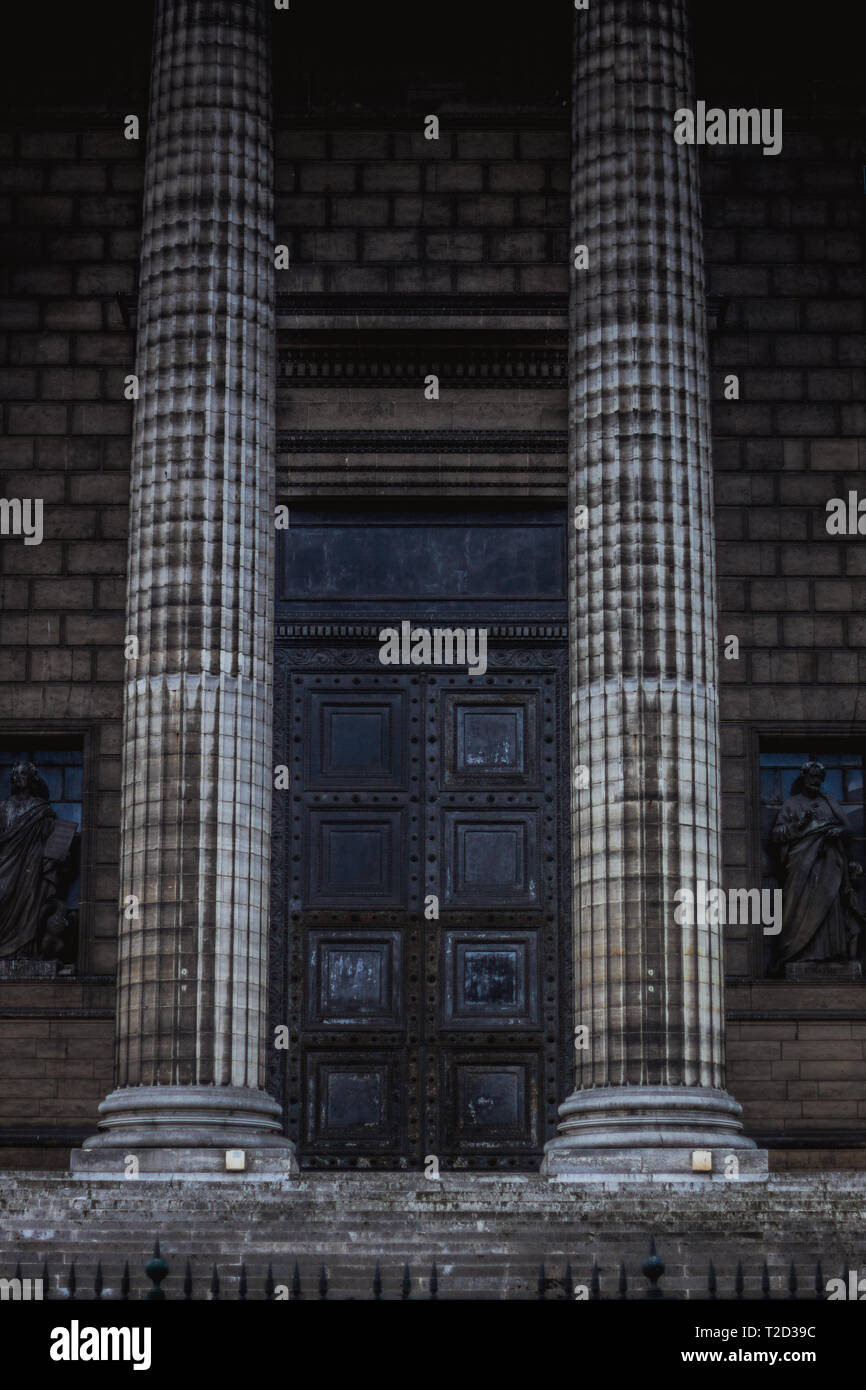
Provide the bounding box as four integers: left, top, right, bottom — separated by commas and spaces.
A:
270, 638, 570, 1170
422, 669, 561, 1165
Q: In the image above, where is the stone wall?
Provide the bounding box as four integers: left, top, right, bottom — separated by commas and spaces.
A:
0, 121, 137, 1159
275, 125, 569, 297
707, 121, 866, 1152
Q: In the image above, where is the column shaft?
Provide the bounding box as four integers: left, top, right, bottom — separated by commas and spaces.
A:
74, 0, 294, 1173
544, 0, 764, 1177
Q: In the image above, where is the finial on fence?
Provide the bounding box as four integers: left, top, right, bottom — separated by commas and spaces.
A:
642, 1238, 665, 1300
145, 1244, 168, 1301
814, 1261, 824, 1300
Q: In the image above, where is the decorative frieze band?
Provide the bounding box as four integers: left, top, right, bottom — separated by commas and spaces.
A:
278, 332, 567, 387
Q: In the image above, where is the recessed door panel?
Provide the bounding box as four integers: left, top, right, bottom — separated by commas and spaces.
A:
443, 929, 539, 1028
307, 930, 404, 1027
307, 691, 404, 788
306, 809, 404, 906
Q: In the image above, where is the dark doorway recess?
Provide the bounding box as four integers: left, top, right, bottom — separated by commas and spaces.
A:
270, 504, 572, 1170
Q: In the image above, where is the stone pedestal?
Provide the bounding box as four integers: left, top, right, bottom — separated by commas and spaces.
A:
543, 1087, 768, 1182
70, 1088, 297, 1180
71, 0, 294, 1178
543, 0, 765, 1180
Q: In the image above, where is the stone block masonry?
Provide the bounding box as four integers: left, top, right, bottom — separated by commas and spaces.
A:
0, 123, 137, 1162
707, 119, 866, 1151
1, 1173, 866, 1299
276, 125, 568, 297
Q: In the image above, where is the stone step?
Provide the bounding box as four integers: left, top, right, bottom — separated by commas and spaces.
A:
2, 1171, 865, 1303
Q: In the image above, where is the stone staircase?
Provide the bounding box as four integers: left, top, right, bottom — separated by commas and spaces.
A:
2, 1172, 866, 1299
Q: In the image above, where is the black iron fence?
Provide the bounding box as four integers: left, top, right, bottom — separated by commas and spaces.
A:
0, 1239, 842, 1299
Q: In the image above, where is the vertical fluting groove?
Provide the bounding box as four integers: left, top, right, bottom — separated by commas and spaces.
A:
569, 1, 724, 1094
116, 0, 275, 1090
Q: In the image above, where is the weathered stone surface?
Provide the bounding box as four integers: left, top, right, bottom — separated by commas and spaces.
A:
545, 0, 759, 1172
73, 0, 293, 1164
1, 1173, 865, 1299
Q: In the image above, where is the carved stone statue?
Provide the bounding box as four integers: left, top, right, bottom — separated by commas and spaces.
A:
0, 760, 76, 963
770, 760, 865, 975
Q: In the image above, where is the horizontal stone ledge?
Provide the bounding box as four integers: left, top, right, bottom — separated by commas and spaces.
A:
277, 429, 567, 453
756, 1130, 866, 1149
118, 290, 725, 335
0, 1126, 91, 1147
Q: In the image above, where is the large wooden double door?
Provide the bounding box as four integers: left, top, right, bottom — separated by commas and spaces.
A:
270, 635, 571, 1169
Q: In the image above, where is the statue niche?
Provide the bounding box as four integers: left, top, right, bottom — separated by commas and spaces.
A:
770, 760, 865, 980
0, 760, 78, 971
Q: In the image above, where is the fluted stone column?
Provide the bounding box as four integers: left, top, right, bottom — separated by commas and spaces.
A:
542, 0, 765, 1178
72, 0, 295, 1176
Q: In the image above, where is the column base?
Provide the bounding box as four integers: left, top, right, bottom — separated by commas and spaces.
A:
69, 1085, 299, 1181
541, 1084, 768, 1182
